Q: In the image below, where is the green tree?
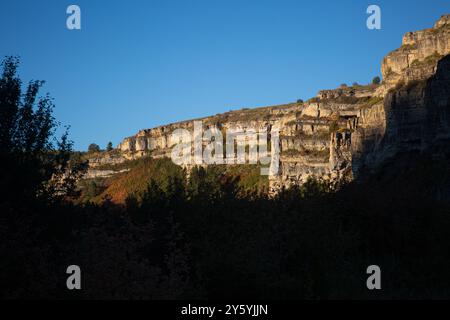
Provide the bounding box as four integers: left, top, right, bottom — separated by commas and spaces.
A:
106, 141, 113, 151
372, 76, 381, 85
0, 56, 85, 203
88, 143, 100, 153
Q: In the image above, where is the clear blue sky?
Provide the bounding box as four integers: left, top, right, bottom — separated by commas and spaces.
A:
1, 0, 449, 150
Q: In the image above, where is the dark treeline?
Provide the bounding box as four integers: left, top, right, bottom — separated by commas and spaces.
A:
1, 57, 450, 299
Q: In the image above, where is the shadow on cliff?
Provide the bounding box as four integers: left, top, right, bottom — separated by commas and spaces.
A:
353, 54, 450, 189
2, 56, 450, 300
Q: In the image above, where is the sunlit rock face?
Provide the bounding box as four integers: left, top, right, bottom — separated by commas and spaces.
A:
378, 14, 450, 96
96, 15, 450, 193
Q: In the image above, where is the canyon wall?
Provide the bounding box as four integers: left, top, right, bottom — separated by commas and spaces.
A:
89, 15, 450, 192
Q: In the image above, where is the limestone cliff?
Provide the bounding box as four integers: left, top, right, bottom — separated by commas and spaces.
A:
378, 14, 450, 95
88, 15, 450, 193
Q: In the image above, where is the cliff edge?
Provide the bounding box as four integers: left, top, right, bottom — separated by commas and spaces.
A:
88, 15, 450, 193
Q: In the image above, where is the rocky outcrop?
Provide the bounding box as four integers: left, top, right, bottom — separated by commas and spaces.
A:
88, 151, 127, 167
352, 50, 450, 179
378, 14, 450, 96
84, 168, 130, 179
90, 14, 450, 193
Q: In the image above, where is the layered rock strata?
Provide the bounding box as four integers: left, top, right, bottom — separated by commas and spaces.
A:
89, 15, 450, 193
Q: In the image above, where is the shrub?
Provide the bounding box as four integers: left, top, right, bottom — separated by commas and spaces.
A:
88, 143, 101, 153
372, 76, 381, 85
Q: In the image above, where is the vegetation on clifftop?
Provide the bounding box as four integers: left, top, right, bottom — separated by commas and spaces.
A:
78, 157, 269, 203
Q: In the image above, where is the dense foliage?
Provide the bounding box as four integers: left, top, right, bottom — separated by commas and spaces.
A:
88, 143, 101, 153
1, 57, 450, 299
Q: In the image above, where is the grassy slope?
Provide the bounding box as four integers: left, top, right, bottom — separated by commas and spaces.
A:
80, 156, 269, 204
